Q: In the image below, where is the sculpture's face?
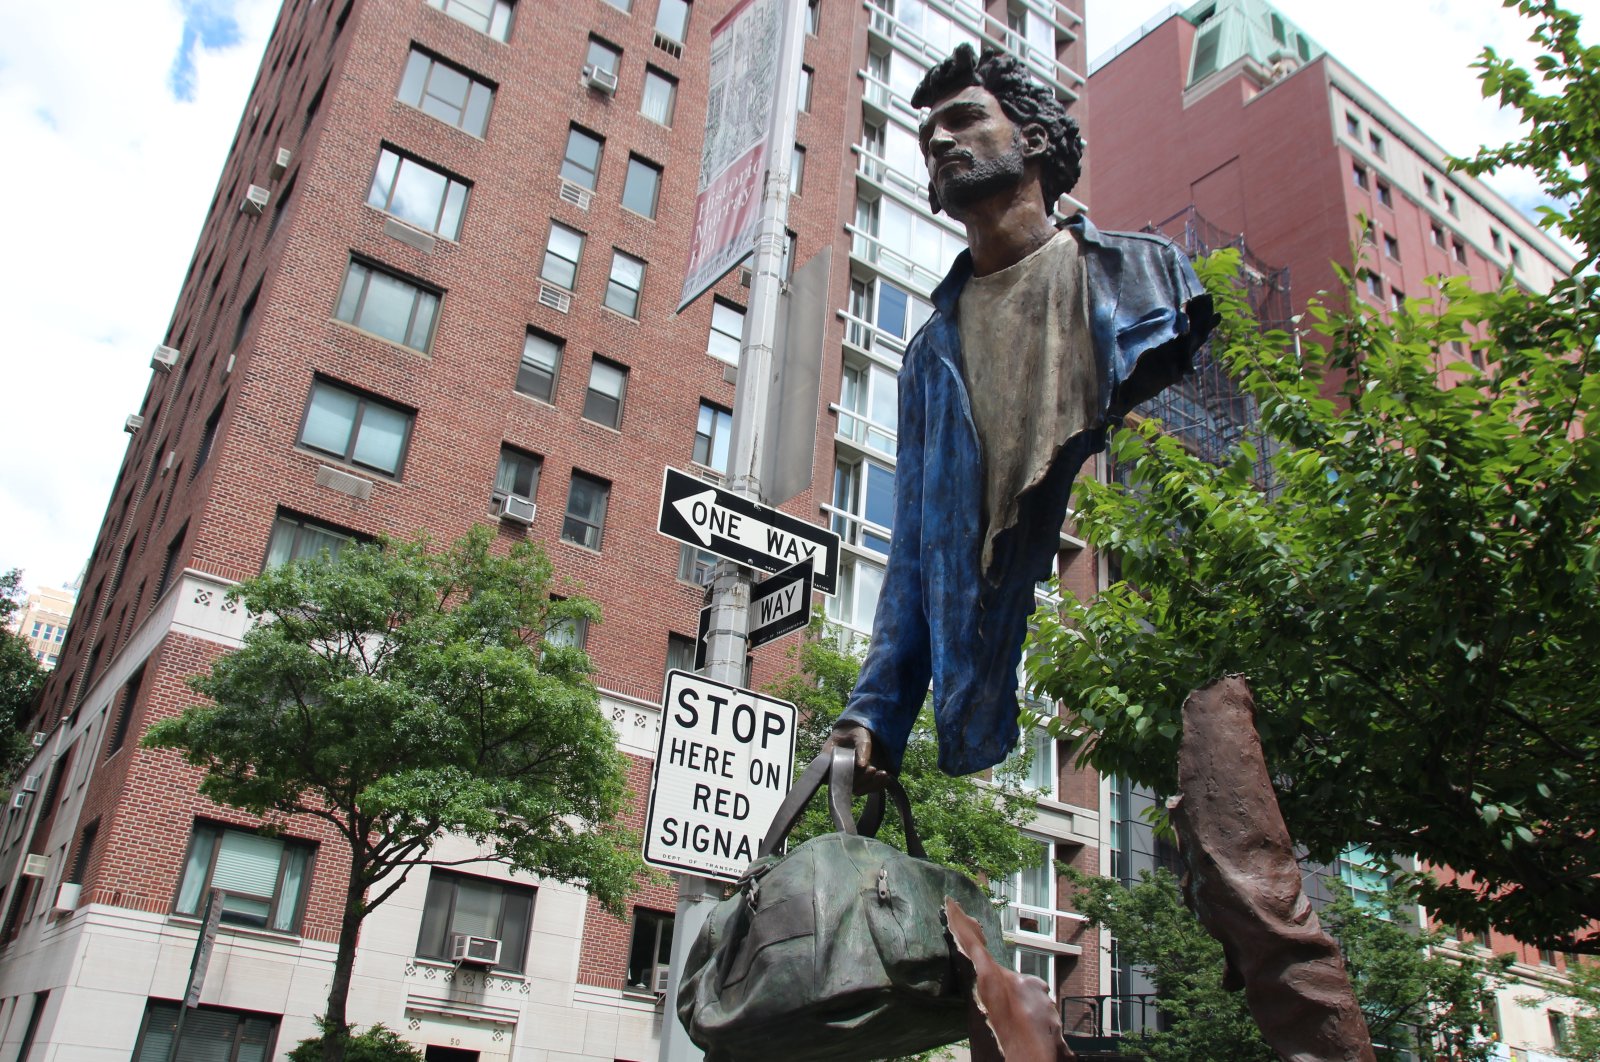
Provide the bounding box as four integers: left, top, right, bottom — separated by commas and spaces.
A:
918, 85, 1028, 217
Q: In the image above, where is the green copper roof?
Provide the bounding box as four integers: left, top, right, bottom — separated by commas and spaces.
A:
1180, 0, 1324, 87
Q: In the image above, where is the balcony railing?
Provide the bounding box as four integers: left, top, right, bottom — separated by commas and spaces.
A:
1059, 993, 1161, 1040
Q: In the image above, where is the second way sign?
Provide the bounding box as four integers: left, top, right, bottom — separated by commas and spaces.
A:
657, 468, 840, 595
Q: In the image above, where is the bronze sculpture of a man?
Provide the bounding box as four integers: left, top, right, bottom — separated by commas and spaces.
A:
826, 44, 1217, 783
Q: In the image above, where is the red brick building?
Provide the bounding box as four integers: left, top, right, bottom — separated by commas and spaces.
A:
1086, 3, 1582, 1054
0, 1, 1107, 1059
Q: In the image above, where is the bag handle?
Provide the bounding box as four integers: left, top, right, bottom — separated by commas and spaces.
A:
758, 747, 925, 859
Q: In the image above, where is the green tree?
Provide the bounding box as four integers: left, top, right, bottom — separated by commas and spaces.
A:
0, 569, 46, 780
144, 528, 645, 1062
1068, 869, 1509, 1061
1548, 959, 1600, 1060
1029, 0, 1600, 952
768, 617, 1045, 892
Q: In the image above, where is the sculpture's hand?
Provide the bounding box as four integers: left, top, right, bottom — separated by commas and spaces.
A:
822, 721, 893, 794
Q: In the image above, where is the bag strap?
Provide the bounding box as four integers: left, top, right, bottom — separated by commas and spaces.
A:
758, 747, 925, 859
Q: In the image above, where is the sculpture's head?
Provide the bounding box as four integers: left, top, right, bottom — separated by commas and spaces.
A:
912, 44, 1083, 219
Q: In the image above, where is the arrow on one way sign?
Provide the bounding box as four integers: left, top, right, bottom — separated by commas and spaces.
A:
657, 468, 839, 595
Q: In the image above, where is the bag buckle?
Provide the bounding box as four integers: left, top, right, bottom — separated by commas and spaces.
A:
877, 867, 889, 902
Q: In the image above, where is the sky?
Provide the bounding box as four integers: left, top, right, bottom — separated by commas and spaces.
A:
0, 0, 1595, 593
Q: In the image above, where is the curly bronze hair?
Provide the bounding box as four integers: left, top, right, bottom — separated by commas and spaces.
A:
911, 43, 1083, 215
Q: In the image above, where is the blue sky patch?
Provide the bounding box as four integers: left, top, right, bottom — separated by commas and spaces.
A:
168, 0, 243, 102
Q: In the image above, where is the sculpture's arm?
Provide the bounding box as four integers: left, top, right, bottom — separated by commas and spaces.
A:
834, 353, 931, 775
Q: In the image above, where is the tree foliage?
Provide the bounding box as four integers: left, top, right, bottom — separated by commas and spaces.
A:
288, 1023, 425, 1062
768, 617, 1044, 893
1069, 869, 1509, 1061
1030, 0, 1600, 951
144, 528, 644, 1062
0, 569, 45, 780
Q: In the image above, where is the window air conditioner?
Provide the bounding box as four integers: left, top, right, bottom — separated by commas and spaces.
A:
270, 147, 292, 181
30, 732, 47, 748
53, 882, 82, 913
497, 495, 536, 526
654, 966, 671, 994
581, 64, 619, 94
151, 345, 182, 373
125, 415, 145, 434
10, 793, 29, 811
241, 184, 272, 215
451, 933, 501, 967
19, 775, 39, 793
21, 854, 50, 878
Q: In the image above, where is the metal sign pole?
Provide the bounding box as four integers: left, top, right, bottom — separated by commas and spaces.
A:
658, 3, 808, 1060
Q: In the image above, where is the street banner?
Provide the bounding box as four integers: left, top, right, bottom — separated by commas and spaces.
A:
676, 0, 782, 312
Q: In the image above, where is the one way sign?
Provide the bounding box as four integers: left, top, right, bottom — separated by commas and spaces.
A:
658, 468, 839, 595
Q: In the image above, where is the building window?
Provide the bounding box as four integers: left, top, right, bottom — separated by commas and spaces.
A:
603, 0, 631, 10
832, 458, 894, 555
1510, 244, 1523, 267
175, 822, 313, 932
194, 401, 224, 475
562, 472, 610, 550
561, 125, 604, 191
1390, 287, 1404, 311
69, 819, 99, 885
13, 993, 47, 1062
132, 1002, 278, 1062
495, 446, 541, 501
707, 298, 745, 364
1424, 174, 1438, 200
427, 0, 514, 40
1364, 271, 1383, 300
1550, 1011, 1569, 1051
398, 48, 494, 136
797, 65, 813, 112
546, 599, 589, 649
1337, 845, 1390, 910
416, 870, 535, 972
1452, 237, 1467, 264
838, 360, 899, 456
155, 530, 186, 601
806, 0, 820, 33
641, 67, 676, 125
996, 836, 1055, 938
367, 147, 469, 239
693, 401, 732, 470
106, 666, 143, 757
1430, 222, 1445, 248
627, 909, 675, 992
233, 283, 259, 350
622, 156, 662, 218
666, 632, 697, 677
1490, 228, 1505, 253
1376, 180, 1393, 208
1445, 191, 1460, 217
583, 356, 628, 427
541, 222, 584, 290
266, 511, 358, 568
1382, 233, 1399, 260
790, 144, 805, 196
299, 378, 415, 476
604, 251, 646, 317
1352, 163, 1368, 191
1368, 131, 1385, 158
1014, 724, 1055, 796
1539, 948, 1556, 966
1345, 112, 1360, 137
825, 556, 884, 635
655, 0, 690, 43
677, 544, 718, 586
334, 259, 440, 352
517, 329, 562, 402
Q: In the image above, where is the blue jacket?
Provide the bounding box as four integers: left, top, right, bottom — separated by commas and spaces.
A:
839, 215, 1217, 776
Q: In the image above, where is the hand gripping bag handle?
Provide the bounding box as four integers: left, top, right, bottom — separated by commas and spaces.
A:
758, 747, 925, 859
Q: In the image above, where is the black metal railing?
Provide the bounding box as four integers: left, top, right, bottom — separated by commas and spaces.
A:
1059, 993, 1162, 1039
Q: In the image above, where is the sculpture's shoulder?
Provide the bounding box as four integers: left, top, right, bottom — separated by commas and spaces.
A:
1072, 221, 1189, 264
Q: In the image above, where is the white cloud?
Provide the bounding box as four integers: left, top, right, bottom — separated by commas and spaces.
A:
0, 0, 276, 588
